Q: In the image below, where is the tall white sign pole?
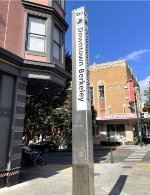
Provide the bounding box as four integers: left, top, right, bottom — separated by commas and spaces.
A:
72, 7, 95, 195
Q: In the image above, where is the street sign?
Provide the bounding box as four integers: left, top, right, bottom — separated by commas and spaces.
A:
75, 7, 91, 111
72, 6, 95, 195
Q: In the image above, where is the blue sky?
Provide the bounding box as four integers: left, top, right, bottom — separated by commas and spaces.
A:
65, 1, 150, 84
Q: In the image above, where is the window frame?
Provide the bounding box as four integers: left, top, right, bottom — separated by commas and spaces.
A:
99, 85, 105, 99
55, 0, 64, 8
26, 15, 47, 54
53, 25, 63, 62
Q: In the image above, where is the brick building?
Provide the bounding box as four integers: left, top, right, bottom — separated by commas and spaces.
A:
89, 60, 141, 145
0, 0, 70, 187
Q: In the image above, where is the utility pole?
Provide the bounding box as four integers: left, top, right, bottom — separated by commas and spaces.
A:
134, 88, 143, 147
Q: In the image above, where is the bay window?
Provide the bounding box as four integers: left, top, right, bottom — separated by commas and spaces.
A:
27, 17, 46, 53
56, 0, 64, 8
53, 26, 62, 61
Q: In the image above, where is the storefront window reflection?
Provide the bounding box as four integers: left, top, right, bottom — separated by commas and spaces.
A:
107, 124, 125, 141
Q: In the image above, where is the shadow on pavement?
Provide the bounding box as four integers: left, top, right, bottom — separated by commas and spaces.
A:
108, 175, 127, 195
143, 137, 150, 144
20, 149, 111, 184
94, 149, 110, 163
20, 151, 72, 183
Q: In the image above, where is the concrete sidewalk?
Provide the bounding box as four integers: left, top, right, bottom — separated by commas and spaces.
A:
94, 162, 150, 195
0, 161, 150, 195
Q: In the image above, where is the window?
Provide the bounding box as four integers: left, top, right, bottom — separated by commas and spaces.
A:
107, 124, 115, 139
107, 124, 125, 140
53, 26, 62, 61
58, 0, 61, 4
99, 85, 104, 99
57, 0, 63, 7
90, 87, 93, 101
27, 17, 46, 53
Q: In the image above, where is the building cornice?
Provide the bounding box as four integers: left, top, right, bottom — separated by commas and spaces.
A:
90, 59, 126, 70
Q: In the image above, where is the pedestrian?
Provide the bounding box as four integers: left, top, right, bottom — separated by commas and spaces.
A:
120, 136, 126, 147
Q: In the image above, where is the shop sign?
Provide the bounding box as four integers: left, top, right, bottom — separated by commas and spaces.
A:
127, 79, 135, 103
96, 113, 138, 120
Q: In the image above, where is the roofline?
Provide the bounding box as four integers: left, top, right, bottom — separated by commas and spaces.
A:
90, 59, 126, 69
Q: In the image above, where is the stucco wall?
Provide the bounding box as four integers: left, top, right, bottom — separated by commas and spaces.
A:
125, 123, 134, 141
4, 0, 25, 58
0, 0, 9, 48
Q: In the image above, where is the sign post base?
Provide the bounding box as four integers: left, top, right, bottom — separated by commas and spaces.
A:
72, 111, 95, 195
73, 165, 95, 195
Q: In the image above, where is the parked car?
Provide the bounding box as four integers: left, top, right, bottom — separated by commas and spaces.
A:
21, 145, 45, 166
30, 140, 59, 152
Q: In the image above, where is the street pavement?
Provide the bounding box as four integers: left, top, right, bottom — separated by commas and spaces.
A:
0, 144, 150, 195
105, 148, 150, 163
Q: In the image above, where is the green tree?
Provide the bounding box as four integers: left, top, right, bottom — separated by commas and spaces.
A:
144, 81, 150, 113
24, 51, 72, 146
44, 85, 72, 147
65, 50, 72, 74
24, 51, 97, 148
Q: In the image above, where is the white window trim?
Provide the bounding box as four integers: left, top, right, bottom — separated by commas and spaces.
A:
53, 25, 63, 62
26, 16, 46, 53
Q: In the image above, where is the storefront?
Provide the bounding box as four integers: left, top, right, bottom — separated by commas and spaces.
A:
95, 113, 137, 145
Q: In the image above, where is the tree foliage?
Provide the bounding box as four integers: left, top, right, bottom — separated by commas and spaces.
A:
24, 88, 72, 146
65, 50, 72, 74
24, 50, 97, 148
24, 51, 72, 146
144, 81, 150, 113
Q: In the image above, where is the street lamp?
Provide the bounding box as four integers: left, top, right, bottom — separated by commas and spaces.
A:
134, 87, 143, 147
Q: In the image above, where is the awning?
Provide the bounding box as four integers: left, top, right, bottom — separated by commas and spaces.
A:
96, 113, 138, 121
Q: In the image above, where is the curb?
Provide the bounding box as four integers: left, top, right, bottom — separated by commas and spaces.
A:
94, 146, 149, 151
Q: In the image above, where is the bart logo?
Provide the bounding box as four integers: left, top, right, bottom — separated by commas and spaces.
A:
76, 11, 83, 16
77, 18, 83, 25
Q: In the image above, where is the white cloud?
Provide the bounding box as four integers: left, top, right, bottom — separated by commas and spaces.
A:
125, 49, 150, 62
95, 54, 100, 59
139, 76, 150, 103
